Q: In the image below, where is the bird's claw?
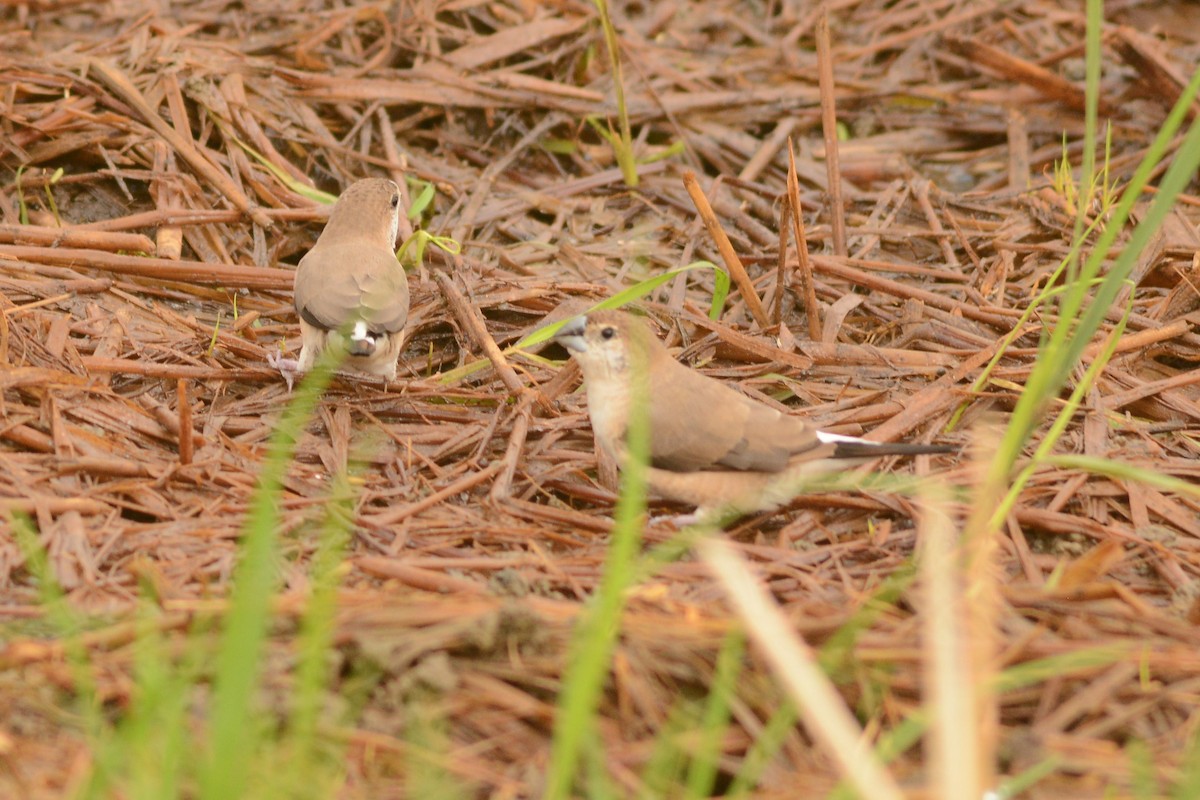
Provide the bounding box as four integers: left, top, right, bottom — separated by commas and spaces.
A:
267, 351, 301, 392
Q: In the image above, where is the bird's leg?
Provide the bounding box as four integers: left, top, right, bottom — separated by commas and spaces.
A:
648, 503, 743, 529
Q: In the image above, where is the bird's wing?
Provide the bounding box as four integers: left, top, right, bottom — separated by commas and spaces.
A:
294, 243, 409, 334
646, 359, 826, 473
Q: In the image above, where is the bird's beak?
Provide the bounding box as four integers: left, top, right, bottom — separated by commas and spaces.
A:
553, 315, 587, 354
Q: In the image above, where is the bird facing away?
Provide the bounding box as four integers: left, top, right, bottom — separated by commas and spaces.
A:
280, 178, 410, 384
553, 310, 956, 515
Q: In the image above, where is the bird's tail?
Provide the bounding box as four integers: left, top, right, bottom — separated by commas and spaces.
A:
830, 440, 958, 459
348, 320, 377, 356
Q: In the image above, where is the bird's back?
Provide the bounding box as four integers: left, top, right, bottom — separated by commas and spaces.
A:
294, 240, 409, 334
646, 355, 826, 473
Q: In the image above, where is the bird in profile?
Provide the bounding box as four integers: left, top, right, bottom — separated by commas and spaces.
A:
553, 309, 956, 517
272, 177, 410, 387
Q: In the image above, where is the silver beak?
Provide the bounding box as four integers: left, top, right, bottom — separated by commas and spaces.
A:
552, 315, 587, 353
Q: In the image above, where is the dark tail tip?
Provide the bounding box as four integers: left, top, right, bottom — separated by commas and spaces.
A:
348, 338, 377, 357
831, 441, 958, 459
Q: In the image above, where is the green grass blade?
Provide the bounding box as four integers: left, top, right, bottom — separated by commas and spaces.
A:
994, 756, 1064, 799
199, 350, 340, 800
987, 291, 1132, 527
1127, 739, 1158, 800
282, 460, 360, 797
1042, 455, 1200, 501
544, 324, 651, 799
234, 138, 337, 204
124, 598, 190, 800
982, 62, 1200, 507
994, 646, 1129, 693
726, 700, 798, 797
639, 702, 693, 798
437, 261, 725, 384
11, 515, 108, 793
591, 0, 637, 187
684, 628, 745, 799
827, 713, 927, 800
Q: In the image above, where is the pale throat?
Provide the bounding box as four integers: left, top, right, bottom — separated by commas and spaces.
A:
583, 367, 631, 457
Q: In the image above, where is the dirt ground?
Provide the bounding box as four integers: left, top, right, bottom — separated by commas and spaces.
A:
2, 0, 1200, 797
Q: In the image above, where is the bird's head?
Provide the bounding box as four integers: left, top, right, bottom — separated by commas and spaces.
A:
321, 177, 402, 249
553, 309, 659, 383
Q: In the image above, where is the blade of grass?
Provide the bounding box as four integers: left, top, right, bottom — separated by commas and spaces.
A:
988, 294, 1130, 528
583, 734, 621, 800
10, 516, 106, 788
994, 756, 1064, 800
122, 595, 191, 800
683, 628, 745, 800
281, 456, 363, 798
544, 318, 651, 799
639, 701, 694, 798
993, 646, 1130, 693
989, 60, 1200, 478
403, 700, 472, 800
233, 138, 337, 204
199, 346, 341, 800
437, 261, 725, 385
726, 699, 798, 797
591, 0, 637, 187
1042, 455, 1200, 501
1128, 738, 1158, 800
827, 712, 928, 800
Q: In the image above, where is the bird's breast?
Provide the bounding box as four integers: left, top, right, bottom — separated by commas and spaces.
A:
584, 376, 630, 458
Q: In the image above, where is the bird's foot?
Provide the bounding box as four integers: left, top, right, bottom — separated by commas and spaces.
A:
648, 512, 704, 529
648, 506, 737, 529
267, 351, 302, 392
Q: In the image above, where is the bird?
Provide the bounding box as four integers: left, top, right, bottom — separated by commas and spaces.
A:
272, 177, 410, 387
552, 309, 957, 517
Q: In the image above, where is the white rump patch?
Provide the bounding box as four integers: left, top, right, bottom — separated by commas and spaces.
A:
816, 430, 872, 446
351, 320, 370, 342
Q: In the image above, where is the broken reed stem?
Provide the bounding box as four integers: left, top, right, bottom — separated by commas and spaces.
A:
375, 107, 416, 245
490, 393, 534, 502
83, 357, 275, 382
0, 224, 154, 253
0, 245, 293, 289
681, 171, 771, 328
787, 138, 822, 340
177, 379, 193, 466
151, 140, 184, 261
815, 10, 847, 257
434, 269, 547, 406
774, 193, 788, 326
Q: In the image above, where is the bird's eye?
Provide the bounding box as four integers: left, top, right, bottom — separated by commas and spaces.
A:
390, 194, 400, 209
600, 326, 616, 340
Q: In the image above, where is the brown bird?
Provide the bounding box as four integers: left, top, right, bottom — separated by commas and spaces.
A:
273, 178, 409, 386
553, 309, 956, 515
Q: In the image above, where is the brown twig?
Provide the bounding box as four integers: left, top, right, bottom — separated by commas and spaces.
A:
815, 10, 846, 257
435, 269, 544, 405
176, 379, 193, 465
787, 139, 822, 340
0, 224, 154, 253
0, 245, 294, 289
681, 171, 770, 328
